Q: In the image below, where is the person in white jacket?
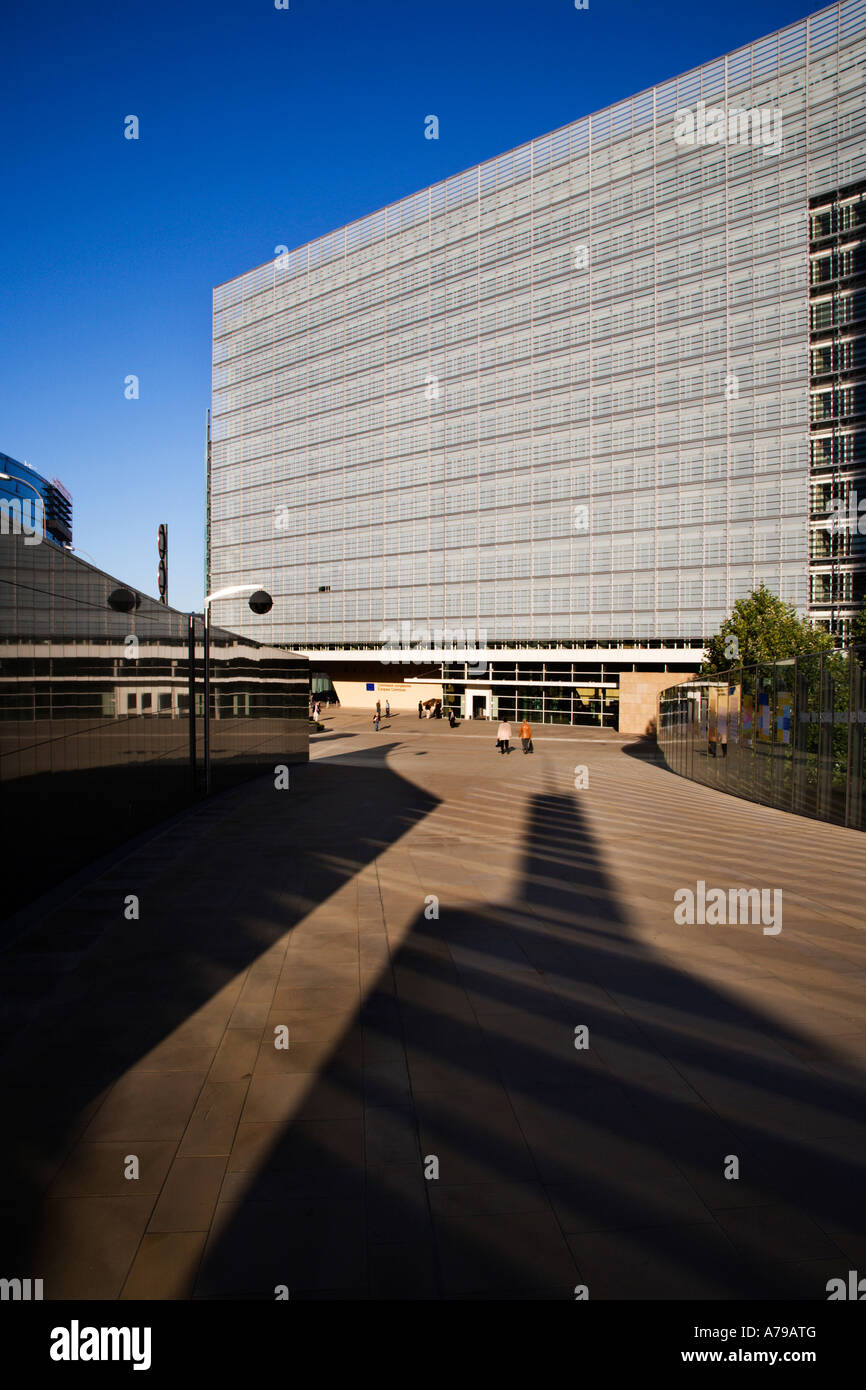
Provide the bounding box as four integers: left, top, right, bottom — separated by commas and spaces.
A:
496, 720, 512, 754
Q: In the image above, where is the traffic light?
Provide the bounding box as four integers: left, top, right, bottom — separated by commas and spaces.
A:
157, 524, 168, 604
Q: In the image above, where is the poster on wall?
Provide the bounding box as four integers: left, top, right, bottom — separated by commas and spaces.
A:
742, 692, 754, 746
777, 692, 792, 745
757, 690, 771, 742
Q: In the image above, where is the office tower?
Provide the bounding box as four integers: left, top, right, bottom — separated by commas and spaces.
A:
209, 0, 866, 725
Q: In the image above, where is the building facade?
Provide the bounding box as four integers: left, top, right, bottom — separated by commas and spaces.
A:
0, 530, 309, 919
808, 178, 866, 630
0, 451, 73, 548
209, 0, 866, 725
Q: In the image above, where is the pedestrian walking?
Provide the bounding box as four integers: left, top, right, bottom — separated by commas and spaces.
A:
376, 699, 381, 718
418, 700, 423, 719
496, 720, 512, 755
385, 699, 390, 718
373, 711, 380, 732
519, 718, 533, 754
448, 707, 456, 728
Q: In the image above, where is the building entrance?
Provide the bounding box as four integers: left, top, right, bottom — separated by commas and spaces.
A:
466, 688, 492, 719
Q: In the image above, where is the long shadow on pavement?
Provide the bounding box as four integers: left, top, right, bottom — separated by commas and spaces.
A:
194, 777, 866, 1299
0, 744, 438, 1287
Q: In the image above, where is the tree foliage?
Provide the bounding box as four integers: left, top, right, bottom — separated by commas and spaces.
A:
701, 584, 836, 675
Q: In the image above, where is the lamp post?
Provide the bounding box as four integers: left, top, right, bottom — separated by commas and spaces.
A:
197, 584, 273, 795
69, 545, 99, 565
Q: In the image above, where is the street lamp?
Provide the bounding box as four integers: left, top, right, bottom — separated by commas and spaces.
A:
196, 584, 273, 794
68, 545, 99, 565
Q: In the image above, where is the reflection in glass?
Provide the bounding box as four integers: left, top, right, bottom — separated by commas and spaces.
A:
1, 534, 309, 918
658, 645, 866, 831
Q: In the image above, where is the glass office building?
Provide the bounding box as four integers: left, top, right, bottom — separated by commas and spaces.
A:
209, 0, 866, 721
0, 451, 73, 548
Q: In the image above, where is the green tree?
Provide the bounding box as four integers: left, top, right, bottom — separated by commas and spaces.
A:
702, 584, 835, 674
850, 602, 866, 648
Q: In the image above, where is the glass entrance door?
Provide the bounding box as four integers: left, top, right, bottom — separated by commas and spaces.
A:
465, 688, 492, 719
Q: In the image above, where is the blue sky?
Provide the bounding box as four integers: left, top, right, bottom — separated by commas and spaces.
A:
0, 0, 824, 611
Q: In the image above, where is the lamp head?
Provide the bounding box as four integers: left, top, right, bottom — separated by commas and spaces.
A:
248, 589, 273, 615
108, 587, 140, 613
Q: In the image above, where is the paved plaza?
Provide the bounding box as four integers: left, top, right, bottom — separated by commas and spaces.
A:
2, 710, 865, 1299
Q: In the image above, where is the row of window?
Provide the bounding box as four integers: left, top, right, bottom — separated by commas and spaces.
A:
213, 556, 808, 610
215, 370, 807, 439
214, 309, 808, 403
213, 400, 808, 467
216, 238, 810, 365
214, 299, 809, 404
213, 479, 807, 531
216, 231, 811, 374
811, 383, 866, 418
211, 437, 809, 495
213, 573, 806, 626
220, 357, 806, 428
247, 614, 803, 642
212, 521, 807, 571
212, 443, 805, 496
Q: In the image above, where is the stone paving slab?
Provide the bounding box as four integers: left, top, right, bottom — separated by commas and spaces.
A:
1, 706, 864, 1299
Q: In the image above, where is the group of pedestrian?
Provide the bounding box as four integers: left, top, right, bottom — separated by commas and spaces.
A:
372, 698, 390, 732
496, 719, 533, 755
368, 693, 532, 751
417, 699, 443, 720
371, 696, 530, 749
310, 696, 341, 720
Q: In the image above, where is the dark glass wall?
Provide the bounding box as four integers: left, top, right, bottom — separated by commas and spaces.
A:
0, 534, 308, 918
658, 646, 866, 830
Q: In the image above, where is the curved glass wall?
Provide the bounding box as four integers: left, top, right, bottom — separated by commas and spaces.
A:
658, 645, 866, 828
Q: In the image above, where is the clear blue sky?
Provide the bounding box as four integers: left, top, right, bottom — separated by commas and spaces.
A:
0, 0, 824, 611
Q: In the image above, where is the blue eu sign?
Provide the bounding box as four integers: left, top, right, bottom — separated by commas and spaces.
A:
366, 683, 375, 691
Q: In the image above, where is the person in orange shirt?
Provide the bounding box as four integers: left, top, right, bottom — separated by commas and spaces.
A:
519, 719, 533, 754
